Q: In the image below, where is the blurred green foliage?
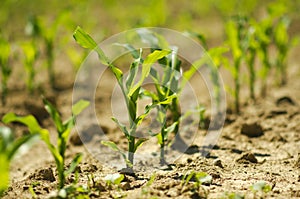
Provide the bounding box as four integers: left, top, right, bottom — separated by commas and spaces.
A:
1, 0, 299, 40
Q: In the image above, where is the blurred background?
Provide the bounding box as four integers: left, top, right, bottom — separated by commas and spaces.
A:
0, 0, 299, 96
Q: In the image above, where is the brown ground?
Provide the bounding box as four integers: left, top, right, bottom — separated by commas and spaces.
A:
1, 40, 300, 199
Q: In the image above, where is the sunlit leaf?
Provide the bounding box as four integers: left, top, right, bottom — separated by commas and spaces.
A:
72, 99, 90, 116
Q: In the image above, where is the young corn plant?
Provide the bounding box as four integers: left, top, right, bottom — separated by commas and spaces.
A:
250, 181, 271, 199
73, 26, 172, 171
181, 171, 212, 198
253, 16, 273, 97
0, 34, 11, 105
0, 126, 38, 196
244, 20, 259, 101
26, 11, 71, 88
21, 41, 39, 93
225, 18, 243, 113
184, 31, 228, 114
128, 29, 216, 163
273, 16, 298, 86
2, 98, 90, 189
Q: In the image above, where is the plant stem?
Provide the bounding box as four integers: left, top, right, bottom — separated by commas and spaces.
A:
247, 49, 256, 101
46, 39, 55, 88
234, 60, 240, 113
160, 143, 165, 165
128, 136, 135, 168
1, 79, 7, 106
58, 164, 65, 189
260, 47, 271, 98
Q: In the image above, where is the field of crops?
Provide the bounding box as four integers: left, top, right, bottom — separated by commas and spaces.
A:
1, 0, 300, 198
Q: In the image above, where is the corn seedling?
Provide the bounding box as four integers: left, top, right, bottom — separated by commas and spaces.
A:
115, 29, 182, 165
181, 171, 211, 198
26, 11, 71, 88
225, 17, 245, 113
0, 126, 38, 196
243, 20, 259, 101
253, 14, 273, 97
273, 15, 299, 86
250, 181, 271, 199
185, 32, 228, 114
21, 41, 39, 93
0, 34, 11, 105
141, 173, 156, 196
2, 98, 90, 189
73, 26, 173, 171
222, 192, 245, 199
104, 173, 124, 187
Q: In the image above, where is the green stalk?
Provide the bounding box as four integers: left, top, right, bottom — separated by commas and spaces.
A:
58, 164, 65, 189
234, 59, 240, 113
247, 48, 256, 100
278, 50, 287, 86
1, 78, 8, 106
128, 136, 135, 168
159, 139, 165, 165
46, 39, 55, 88
260, 47, 271, 97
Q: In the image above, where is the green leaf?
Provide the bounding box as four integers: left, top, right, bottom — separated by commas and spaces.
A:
250, 181, 271, 193
72, 100, 90, 116
0, 126, 13, 152
134, 138, 148, 152
114, 43, 139, 59
101, 140, 123, 154
226, 192, 245, 199
64, 153, 82, 177
21, 42, 38, 63
225, 20, 242, 60
104, 173, 124, 185
136, 28, 170, 50
101, 141, 129, 166
126, 49, 142, 89
164, 122, 178, 136
182, 57, 206, 89
108, 63, 123, 81
156, 133, 163, 145
73, 26, 97, 50
195, 172, 212, 184
158, 93, 177, 105
184, 31, 208, 49
130, 86, 140, 103
111, 117, 129, 138
128, 50, 171, 96
73, 26, 110, 66
2, 113, 42, 134
0, 37, 10, 63
43, 98, 64, 133
0, 154, 9, 196
7, 133, 39, 160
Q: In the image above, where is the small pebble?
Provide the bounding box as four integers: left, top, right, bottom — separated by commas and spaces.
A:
236, 152, 258, 164
213, 159, 224, 168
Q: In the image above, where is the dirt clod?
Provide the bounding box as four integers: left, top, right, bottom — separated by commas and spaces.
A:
29, 168, 55, 182
70, 133, 83, 146
241, 122, 263, 137
276, 96, 295, 106
236, 152, 258, 164
213, 159, 224, 168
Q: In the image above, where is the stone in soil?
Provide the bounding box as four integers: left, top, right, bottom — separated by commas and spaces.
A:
213, 159, 224, 168
276, 96, 296, 106
241, 122, 263, 137
236, 152, 258, 164
29, 168, 55, 182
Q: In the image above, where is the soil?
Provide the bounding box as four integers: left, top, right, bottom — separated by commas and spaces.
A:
1, 40, 300, 199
